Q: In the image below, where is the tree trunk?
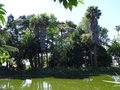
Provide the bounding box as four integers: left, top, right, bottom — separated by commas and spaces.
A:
37, 52, 41, 68
40, 27, 46, 68
29, 57, 34, 68
34, 56, 37, 68
41, 53, 44, 68
94, 44, 97, 67
89, 19, 99, 68
90, 50, 93, 67
46, 51, 49, 68
6, 61, 9, 69
45, 42, 49, 68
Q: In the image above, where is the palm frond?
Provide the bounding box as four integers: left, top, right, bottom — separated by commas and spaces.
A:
2, 45, 19, 53
0, 4, 6, 25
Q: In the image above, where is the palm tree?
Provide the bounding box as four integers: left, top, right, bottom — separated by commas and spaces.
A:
20, 29, 36, 68
30, 14, 49, 68
85, 6, 102, 67
0, 4, 6, 25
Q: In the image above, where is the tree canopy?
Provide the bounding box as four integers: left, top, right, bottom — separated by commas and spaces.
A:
0, 5, 113, 70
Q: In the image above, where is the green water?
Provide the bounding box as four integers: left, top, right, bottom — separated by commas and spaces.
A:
0, 75, 120, 90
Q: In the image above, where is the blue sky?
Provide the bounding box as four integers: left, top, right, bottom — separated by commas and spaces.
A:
1, 0, 120, 39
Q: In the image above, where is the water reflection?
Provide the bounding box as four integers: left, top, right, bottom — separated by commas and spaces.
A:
0, 79, 52, 90
0, 81, 14, 90
83, 78, 93, 82
0, 77, 119, 90
21, 79, 32, 88
43, 81, 51, 90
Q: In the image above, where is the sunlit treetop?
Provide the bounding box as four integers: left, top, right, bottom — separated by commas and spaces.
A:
85, 6, 102, 20
53, 0, 84, 10
115, 25, 120, 32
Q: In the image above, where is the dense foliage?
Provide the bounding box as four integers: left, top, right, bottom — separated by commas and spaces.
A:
0, 6, 113, 71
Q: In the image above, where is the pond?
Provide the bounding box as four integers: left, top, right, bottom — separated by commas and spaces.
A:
0, 75, 120, 90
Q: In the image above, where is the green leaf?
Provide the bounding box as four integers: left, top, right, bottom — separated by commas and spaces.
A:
0, 4, 6, 25
3, 53, 6, 56
63, 0, 68, 8
0, 7, 6, 13
0, 10, 6, 15
0, 15, 5, 25
0, 4, 4, 7
1, 59, 3, 63
6, 55, 10, 59
59, 0, 63, 3
53, 0, 85, 10
78, 0, 85, 4
71, 0, 78, 6
68, 4, 73, 11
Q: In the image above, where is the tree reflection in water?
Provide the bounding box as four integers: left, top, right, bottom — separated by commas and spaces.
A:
0, 81, 14, 90
0, 79, 52, 90
21, 79, 32, 88
21, 79, 52, 90
43, 81, 51, 90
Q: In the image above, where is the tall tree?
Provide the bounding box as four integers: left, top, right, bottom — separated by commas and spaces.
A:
85, 6, 102, 67
30, 13, 50, 68
47, 14, 58, 67
6, 14, 18, 46
20, 29, 36, 68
